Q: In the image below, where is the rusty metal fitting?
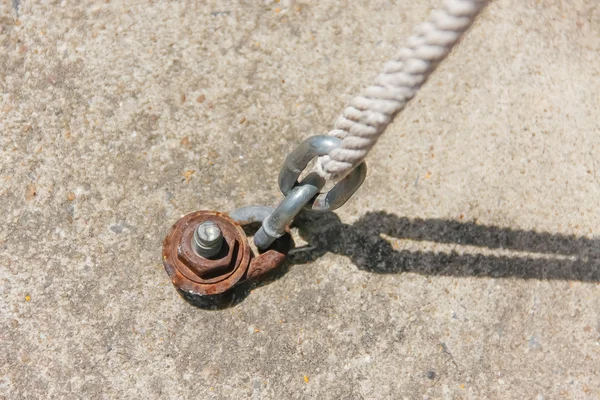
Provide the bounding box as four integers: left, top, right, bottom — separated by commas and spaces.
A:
162, 210, 292, 308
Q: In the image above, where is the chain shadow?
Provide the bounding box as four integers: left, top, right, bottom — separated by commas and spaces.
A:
287, 211, 600, 282
194, 210, 598, 309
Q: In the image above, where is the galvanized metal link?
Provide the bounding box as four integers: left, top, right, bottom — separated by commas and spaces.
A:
254, 135, 367, 250
278, 135, 367, 212
278, 135, 340, 196
254, 172, 324, 249
228, 205, 275, 225
311, 161, 366, 211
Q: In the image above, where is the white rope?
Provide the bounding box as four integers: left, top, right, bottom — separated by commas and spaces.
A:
316, 0, 489, 181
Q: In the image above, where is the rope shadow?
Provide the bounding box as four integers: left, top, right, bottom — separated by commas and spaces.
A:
288, 211, 600, 282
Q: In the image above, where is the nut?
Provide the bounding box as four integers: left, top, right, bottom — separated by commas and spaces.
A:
177, 220, 238, 280
163, 211, 251, 296
163, 209, 294, 305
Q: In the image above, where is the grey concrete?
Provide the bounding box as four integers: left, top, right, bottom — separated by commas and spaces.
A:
1, 0, 600, 398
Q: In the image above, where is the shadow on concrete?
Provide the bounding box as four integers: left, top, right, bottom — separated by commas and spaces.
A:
194, 210, 599, 309
288, 211, 600, 282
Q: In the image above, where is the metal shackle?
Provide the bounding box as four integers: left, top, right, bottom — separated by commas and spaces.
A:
254, 135, 367, 249
278, 135, 367, 212
254, 172, 324, 249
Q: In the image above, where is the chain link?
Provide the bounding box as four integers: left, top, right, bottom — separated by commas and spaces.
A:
254, 135, 366, 250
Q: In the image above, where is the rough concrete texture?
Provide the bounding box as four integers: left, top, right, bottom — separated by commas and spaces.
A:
1, 0, 600, 398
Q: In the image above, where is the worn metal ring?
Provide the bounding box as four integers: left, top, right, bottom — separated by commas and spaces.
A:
254, 172, 324, 249
278, 135, 367, 212
228, 205, 275, 225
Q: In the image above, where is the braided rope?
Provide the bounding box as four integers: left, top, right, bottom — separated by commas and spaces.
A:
316, 0, 489, 180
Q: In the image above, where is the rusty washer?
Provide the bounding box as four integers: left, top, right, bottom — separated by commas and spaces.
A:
162, 210, 292, 308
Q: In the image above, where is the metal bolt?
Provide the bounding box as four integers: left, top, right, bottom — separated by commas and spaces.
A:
193, 221, 224, 258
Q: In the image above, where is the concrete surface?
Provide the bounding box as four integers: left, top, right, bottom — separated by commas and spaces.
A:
1, 0, 600, 398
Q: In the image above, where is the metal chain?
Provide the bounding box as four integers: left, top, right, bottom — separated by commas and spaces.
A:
253, 135, 366, 249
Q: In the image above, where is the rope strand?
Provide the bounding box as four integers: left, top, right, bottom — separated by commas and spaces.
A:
316, 0, 489, 180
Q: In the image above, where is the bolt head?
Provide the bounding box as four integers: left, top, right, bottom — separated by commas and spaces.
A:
193, 221, 224, 258
195, 221, 222, 245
